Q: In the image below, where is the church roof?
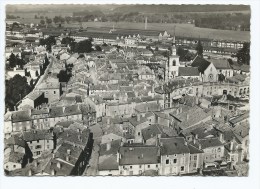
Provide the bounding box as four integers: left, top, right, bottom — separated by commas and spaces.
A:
191, 55, 211, 74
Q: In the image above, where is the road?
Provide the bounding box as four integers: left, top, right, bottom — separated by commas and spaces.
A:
83, 124, 103, 176
34, 54, 56, 90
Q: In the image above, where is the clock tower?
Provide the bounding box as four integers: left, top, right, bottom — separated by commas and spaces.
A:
165, 27, 180, 81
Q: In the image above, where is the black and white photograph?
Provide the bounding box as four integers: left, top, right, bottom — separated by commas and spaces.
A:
0, 1, 260, 188
2, 3, 253, 177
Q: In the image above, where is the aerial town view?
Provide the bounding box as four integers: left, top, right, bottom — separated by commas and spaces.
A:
4, 4, 250, 176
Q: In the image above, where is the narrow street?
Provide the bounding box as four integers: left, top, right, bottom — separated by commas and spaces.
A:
83, 124, 103, 176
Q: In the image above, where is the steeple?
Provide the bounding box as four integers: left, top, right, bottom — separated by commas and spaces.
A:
171, 25, 177, 56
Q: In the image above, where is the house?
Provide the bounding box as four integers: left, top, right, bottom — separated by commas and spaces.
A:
17, 91, 48, 111
10, 110, 32, 133
4, 151, 26, 171
210, 58, 234, 79
191, 55, 218, 82
6, 66, 25, 78
229, 112, 249, 127
36, 81, 61, 103
232, 122, 249, 162
43, 142, 88, 176
193, 135, 225, 165
178, 67, 200, 80
98, 139, 121, 176
169, 105, 212, 134
129, 112, 155, 143
23, 129, 54, 158
118, 145, 160, 176
141, 124, 165, 145
159, 137, 203, 175
31, 108, 50, 129
4, 135, 32, 171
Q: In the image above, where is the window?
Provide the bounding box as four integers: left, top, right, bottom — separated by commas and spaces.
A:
13, 165, 16, 168
54, 91, 56, 94
47, 145, 49, 149
139, 165, 142, 168
166, 159, 169, 164
217, 147, 221, 152
172, 60, 176, 66
130, 166, 132, 169
181, 166, 184, 171
138, 132, 141, 136
193, 163, 196, 168
147, 165, 150, 168
36, 151, 41, 155
37, 140, 39, 143
173, 159, 177, 164
47, 140, 49, 143
194, 155, 197, 161
156, 165, 158, 168
35, 145, 41, 149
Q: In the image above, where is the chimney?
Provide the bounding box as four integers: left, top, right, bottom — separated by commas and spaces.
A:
52, 153, 55, 158
195, 134, 198, 139
219, 132, 224, 143
230, 140, 234, 152
199, 144, 202, 150
107, 117, 111, 125
28, 169, 32, 176
51, 169, 55, 176
106, 142, 111, 151
184, 141, 188, 146
57, 162, 61, 169
66, 156, 70, 162
67, 149, 71, 155
186, 114, 189, 120
137, 114, 141, 122
120, 138, 124, 146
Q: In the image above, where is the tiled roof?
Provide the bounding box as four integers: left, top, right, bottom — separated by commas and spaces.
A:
11, 110, 31, 123
26, 91, 44, 101
178, 67, 200, 76
187, 144, 204, 154
191, 55, 211, 73
5, 135, 26, 148
229, 112, 249, 125
98, 154, 119, 171
160, 137, 190, 155
197, 137, 223, 149
4, 151, 25, 164
142, 124, 164, 141
23, 129, 54, 141
170, 105, 212, 130
210, 59, 232, 69
119, 145, 159, 165
99, 139, 121, 156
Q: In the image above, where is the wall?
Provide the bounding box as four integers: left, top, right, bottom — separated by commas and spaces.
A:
160, 153, 190, 175
119, 163, 159, 176
27, 138, 54, 158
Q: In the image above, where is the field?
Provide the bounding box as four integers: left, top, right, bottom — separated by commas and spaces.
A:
6, 18, 250, 41
79, 22, 250, 41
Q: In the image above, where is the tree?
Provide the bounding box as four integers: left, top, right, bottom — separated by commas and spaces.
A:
237, 42, 250, 65
195, 40, 203, 56
53, 16, 61, 24
9, 53, 17, 68
95, 45, 102, 51
40, 19, 45, 25
40, 36, 56, 52
74, 39, 93, 53
5, 75, 32, 111
46, 18, 52, 28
